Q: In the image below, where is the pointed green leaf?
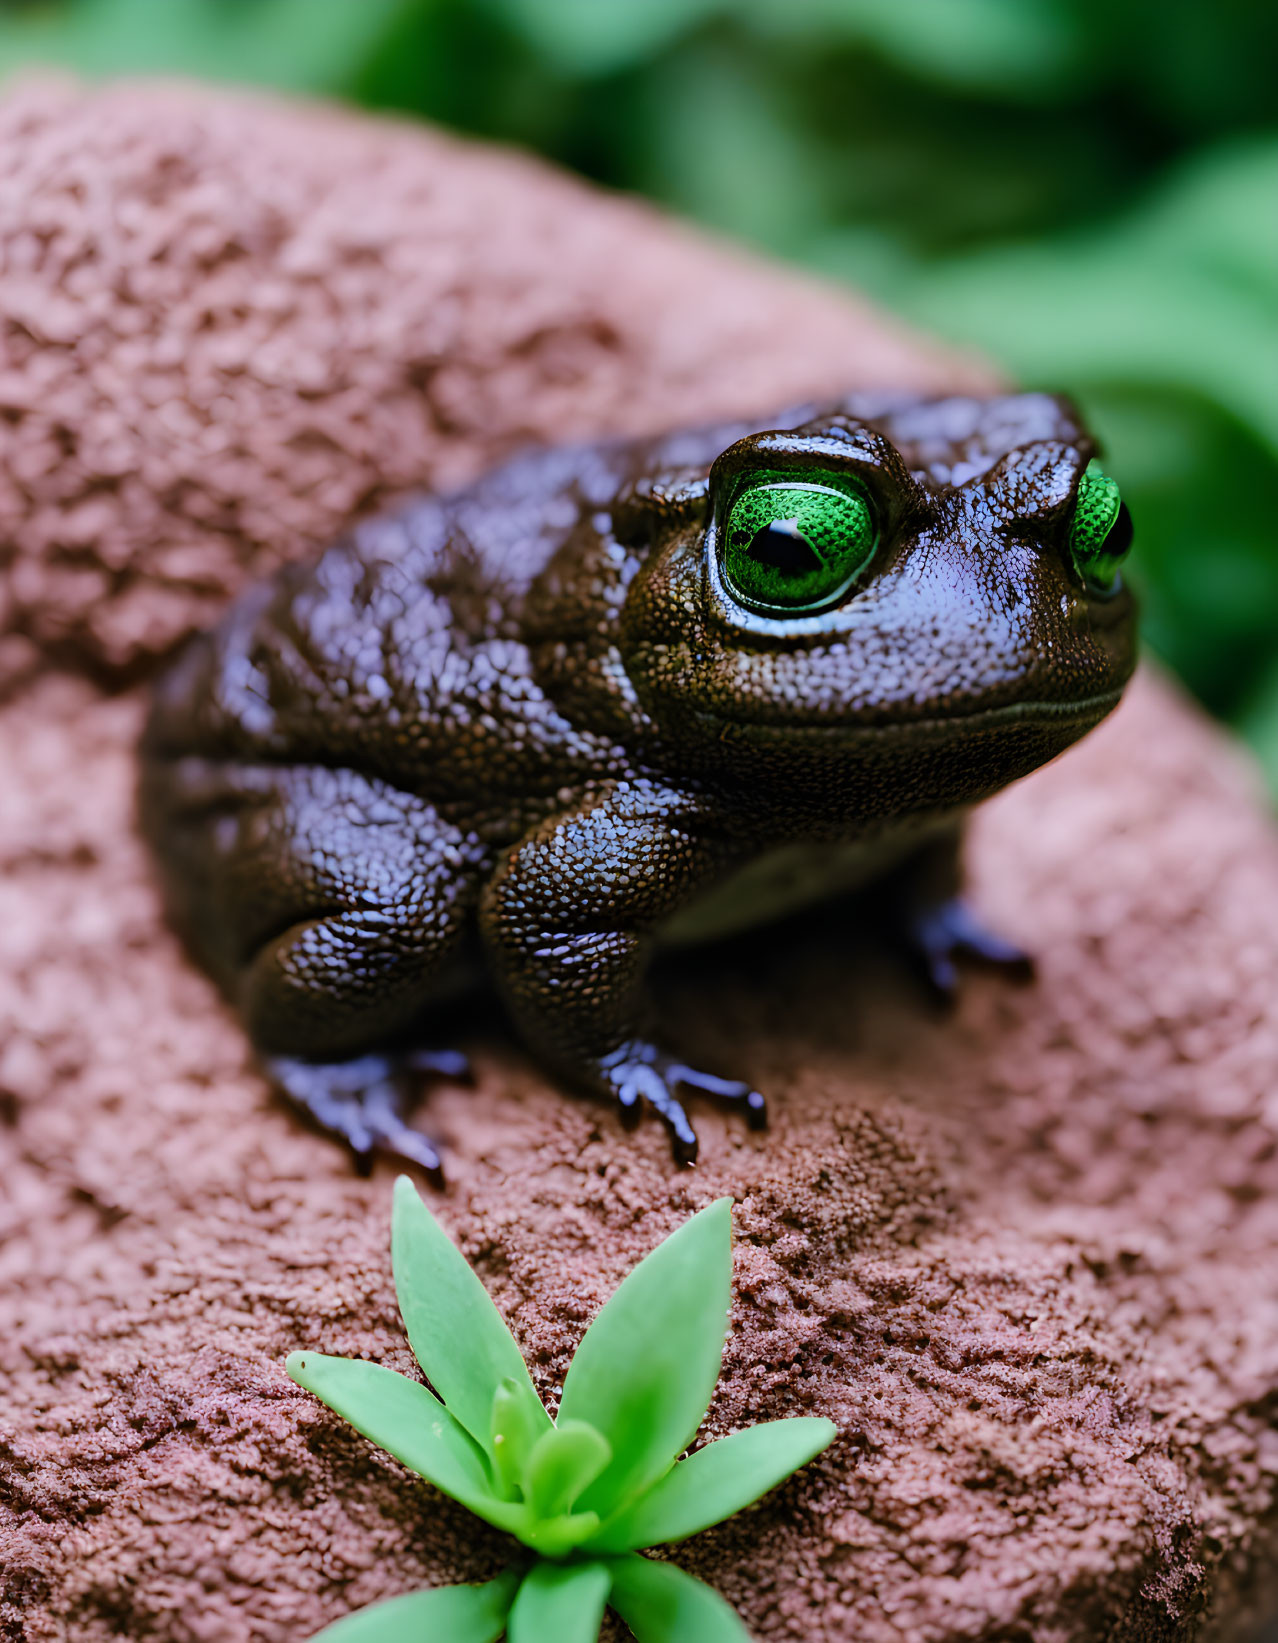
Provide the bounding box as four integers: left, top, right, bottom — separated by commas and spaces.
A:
523, 1420, 612, 1519
606, 1554, 751, 1643
517, 1508, 601, 1559
491, 1377, 549, 1499
585, 1417, 837, 1552
506, 1559, 612, 1643
307, 1569, 520, 1642
558, 1198, 733, 1517
286, 1351, 497, 1519
392, 1176, 551, 1454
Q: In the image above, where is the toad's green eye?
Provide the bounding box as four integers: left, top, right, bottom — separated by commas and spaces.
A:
1068, 460, 1132, 593
721, 475, 876, 614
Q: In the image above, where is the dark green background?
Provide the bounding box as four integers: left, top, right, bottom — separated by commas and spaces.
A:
3, 0, 1275, 779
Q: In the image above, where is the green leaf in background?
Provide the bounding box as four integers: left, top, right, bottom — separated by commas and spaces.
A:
284, 1352, 499, 1517
391, 1176, 552, 1463
0, 0, 416, 93
557, 1198, 733, 1518
486, 0, 721, 76
506, 1560, 612, 1643
630, 38, 831, 252
586, 1416, 837, 1553
743, 0, 1081, 98
607, 1553, 752, 1643
880, 140, 1278, 460
309, 1569, 520, 1643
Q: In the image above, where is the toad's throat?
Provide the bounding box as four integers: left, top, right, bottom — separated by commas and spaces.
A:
657, 820, 951, 947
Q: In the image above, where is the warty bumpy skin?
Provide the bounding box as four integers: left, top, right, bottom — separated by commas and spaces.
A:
140, 392, 1138, 1172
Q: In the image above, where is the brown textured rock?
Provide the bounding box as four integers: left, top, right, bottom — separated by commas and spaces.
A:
0, 75, 988, 693
1, 78, 1277, 1643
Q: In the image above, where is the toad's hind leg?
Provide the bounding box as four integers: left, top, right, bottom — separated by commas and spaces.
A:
874, 824, 1033, 1001
142, 759, 489, 1172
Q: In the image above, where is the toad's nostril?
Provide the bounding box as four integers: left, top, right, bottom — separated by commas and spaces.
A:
746, 521, 823, 579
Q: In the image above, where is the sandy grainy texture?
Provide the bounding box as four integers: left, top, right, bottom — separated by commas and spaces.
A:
2, 77, 1278, 1643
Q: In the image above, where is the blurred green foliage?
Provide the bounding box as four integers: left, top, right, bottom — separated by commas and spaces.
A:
2, 0, 1276, 777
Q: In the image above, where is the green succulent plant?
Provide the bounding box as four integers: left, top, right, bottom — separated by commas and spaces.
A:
287, 1180, 836, 1641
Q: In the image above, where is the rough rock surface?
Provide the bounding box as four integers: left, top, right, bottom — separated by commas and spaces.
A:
0, 75, 987, 694
2, 79, 1277, 1643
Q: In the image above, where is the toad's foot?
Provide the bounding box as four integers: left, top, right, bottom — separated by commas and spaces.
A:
262, 1049, 472, 1180
598, 1041, 767, 1165
905, 897, 1034, 1001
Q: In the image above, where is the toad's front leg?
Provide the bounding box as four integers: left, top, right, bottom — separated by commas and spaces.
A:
480, 780, 765, 1162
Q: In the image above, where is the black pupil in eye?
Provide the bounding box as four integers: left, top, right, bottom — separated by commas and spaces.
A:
743, 519, 822, 578
1101, 501, 1134, 558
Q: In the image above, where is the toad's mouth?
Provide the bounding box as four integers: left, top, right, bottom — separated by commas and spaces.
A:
701, 687, 1127, 748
